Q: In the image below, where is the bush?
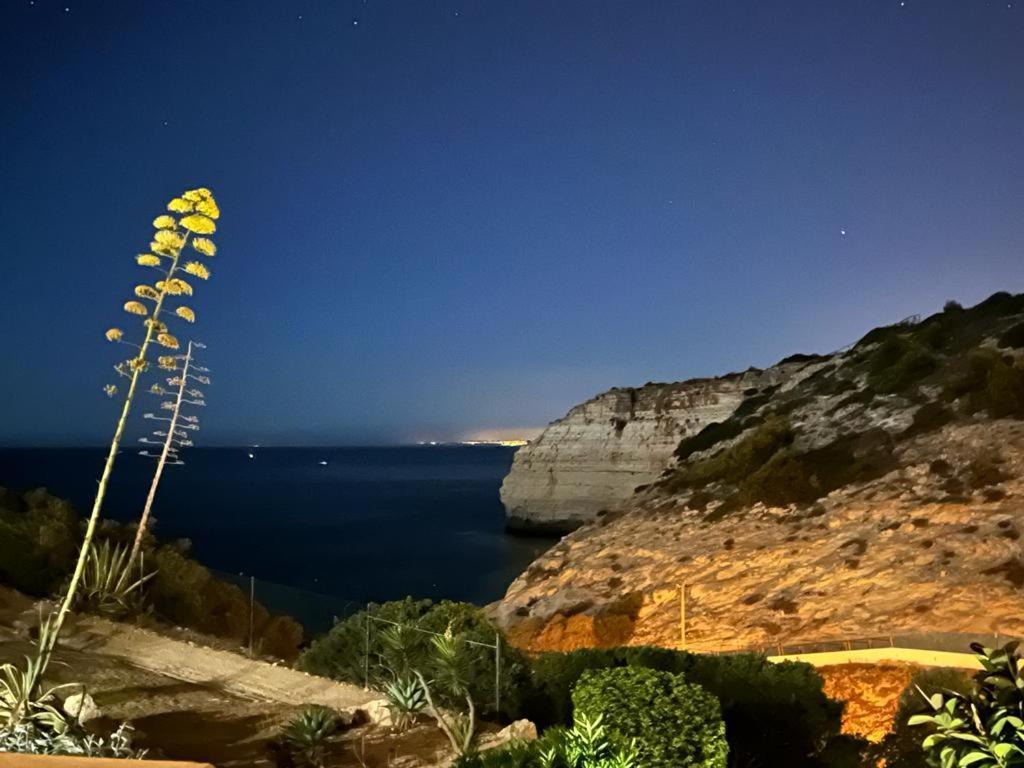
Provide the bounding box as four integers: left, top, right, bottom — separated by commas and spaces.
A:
298, 599, 530, 720
523, 647, 847, 767
866, 337, 937, 394
943, 350, 1024, 418
871, 668, 972, 768
0, 488, 78, 596
572, 667, 727, 768
454, 716, 636, 768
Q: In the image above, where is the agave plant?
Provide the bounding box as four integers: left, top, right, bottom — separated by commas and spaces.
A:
281, 705, 339, 768
74, 540, 155, 618
909, 641, 1024, 768
384, 675, 426, 732
47, 187, 221, 651
0, 617, 73, 734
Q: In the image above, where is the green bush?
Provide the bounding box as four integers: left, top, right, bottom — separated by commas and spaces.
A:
943, 350, 1024, 418
572, 667, 727, 768
866, 337, 937, 394
0, 488, 78, 596
298, 599, 530, 719
998, 321, 1024, 350
523, 647, 847, 768
871, 667, 972, 768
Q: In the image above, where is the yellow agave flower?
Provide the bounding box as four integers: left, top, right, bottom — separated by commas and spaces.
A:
157, 332, 180, 349
157, 355, 178, 370
145, 319, 168, 333
191, 237, 216, 256
167, 197, 193, 214
136, 254, 162, 267
195, 197, 220, 219
176, 306, 196, 323
153, 215, 177, 230
135, 285, 159, 300
179, 214, 216, 235
151, 241, 176, 256
182, 189, 204, 202
156, 278, 193, 296
184, 261, 210, 280
105, 328, 123, 342
104, 384, 118, 397
149, 383, 166, 394
124, 301, 148, 316
154, 230, 185, 249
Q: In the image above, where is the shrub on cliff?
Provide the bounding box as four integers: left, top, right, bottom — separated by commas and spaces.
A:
572, 667, 727, 768
0, 488, 79, 596
523, 647, 847, 768
298, 598, 530, 720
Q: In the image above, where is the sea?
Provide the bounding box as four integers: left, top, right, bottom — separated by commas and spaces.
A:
0, 446, 555, 633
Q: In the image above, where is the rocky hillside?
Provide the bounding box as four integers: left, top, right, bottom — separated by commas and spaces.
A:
501, 364, 816, 533
496, 292, 1024, 652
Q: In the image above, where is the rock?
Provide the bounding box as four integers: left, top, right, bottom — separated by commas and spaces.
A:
500, 363, 819, 533
476, 719, 538, 754
63, 690, 100, 723
360, 698, 393, 727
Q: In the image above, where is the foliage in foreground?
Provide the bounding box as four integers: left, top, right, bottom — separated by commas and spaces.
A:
0, 722, 144, 759
455, 712, 638, 768
572, 666, 727, 768
298, 598, 530, 719
523, 646, 847, 767
909, 642, 1024, 768
73, 540, 154, 618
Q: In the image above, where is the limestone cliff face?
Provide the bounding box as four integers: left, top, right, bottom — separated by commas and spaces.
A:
500, 362, 822, 533
496, 292, 1024, 653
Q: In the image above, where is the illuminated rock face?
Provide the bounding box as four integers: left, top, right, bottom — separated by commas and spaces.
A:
500, 363, 818, 533
495, 420, 1024, 655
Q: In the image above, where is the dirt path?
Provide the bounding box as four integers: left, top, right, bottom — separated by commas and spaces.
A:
64, 615, 377, 711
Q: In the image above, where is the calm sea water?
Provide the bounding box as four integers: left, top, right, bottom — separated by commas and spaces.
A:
0, 446, 555, 632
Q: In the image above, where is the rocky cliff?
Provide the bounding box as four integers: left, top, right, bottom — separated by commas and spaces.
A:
501, 362, 823, 533
497, 292, 1024, 653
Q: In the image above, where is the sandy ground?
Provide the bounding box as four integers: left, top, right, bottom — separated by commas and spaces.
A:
0, 588, 467, 767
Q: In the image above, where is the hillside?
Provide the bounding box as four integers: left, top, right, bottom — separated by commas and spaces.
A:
496, 292, 1024, 652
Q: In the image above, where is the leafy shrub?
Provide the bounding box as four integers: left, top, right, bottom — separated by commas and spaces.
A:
866, 337, 937, 394
523, 647, 846, 767
0, 488, 78, 596
0, 722, 144, 758
998, 322, 1024, 350
454, 714, 638, 768
908, 642, 1024, 768
872, 668, 972, 768
943, 350, 1024, 418
572, 667, 727, 768
298, 599, 530, 719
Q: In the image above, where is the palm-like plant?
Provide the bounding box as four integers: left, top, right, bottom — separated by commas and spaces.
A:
46, 188, 219, 651
384, 675, 426, 731
413, 627, 477, 757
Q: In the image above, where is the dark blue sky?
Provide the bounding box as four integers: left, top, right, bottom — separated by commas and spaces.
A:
1, 1, 1022, 446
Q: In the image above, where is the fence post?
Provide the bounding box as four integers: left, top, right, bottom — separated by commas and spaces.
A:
364, 604, 371, 691
494, 632, 501, 716
248, 575, 255, 659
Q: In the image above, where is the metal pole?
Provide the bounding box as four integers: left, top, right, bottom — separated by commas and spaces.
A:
494, 632, 501, 716
248, 575, 255, 658
364, 604, 371, 690
679, 582, 687, 650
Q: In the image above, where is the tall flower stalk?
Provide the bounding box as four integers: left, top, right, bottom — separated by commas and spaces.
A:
47, 188, 220, 650
127, 340, 210, 570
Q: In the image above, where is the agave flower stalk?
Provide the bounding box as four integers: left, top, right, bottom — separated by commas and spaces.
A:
127, 340, 210, 570
45, 188, 220, 653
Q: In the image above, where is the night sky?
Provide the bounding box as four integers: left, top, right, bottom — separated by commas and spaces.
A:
1, 1, 1022, 446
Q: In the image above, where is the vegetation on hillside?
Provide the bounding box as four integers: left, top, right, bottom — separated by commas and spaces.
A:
658, 292, 1024, 517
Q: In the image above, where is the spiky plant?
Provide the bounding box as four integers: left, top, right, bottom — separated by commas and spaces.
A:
45, 188, 219, 653
127, 339, 210, 570
0, 617, 74, 733
281, 705, 339, 768
74, 540, 155, 618
384, 675, 426, 732
413, 627, 477, 757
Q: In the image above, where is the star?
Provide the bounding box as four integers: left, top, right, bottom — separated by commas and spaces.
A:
840, 229, 847, 236
352, 17, 360, 26
297, 14, 303, 20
